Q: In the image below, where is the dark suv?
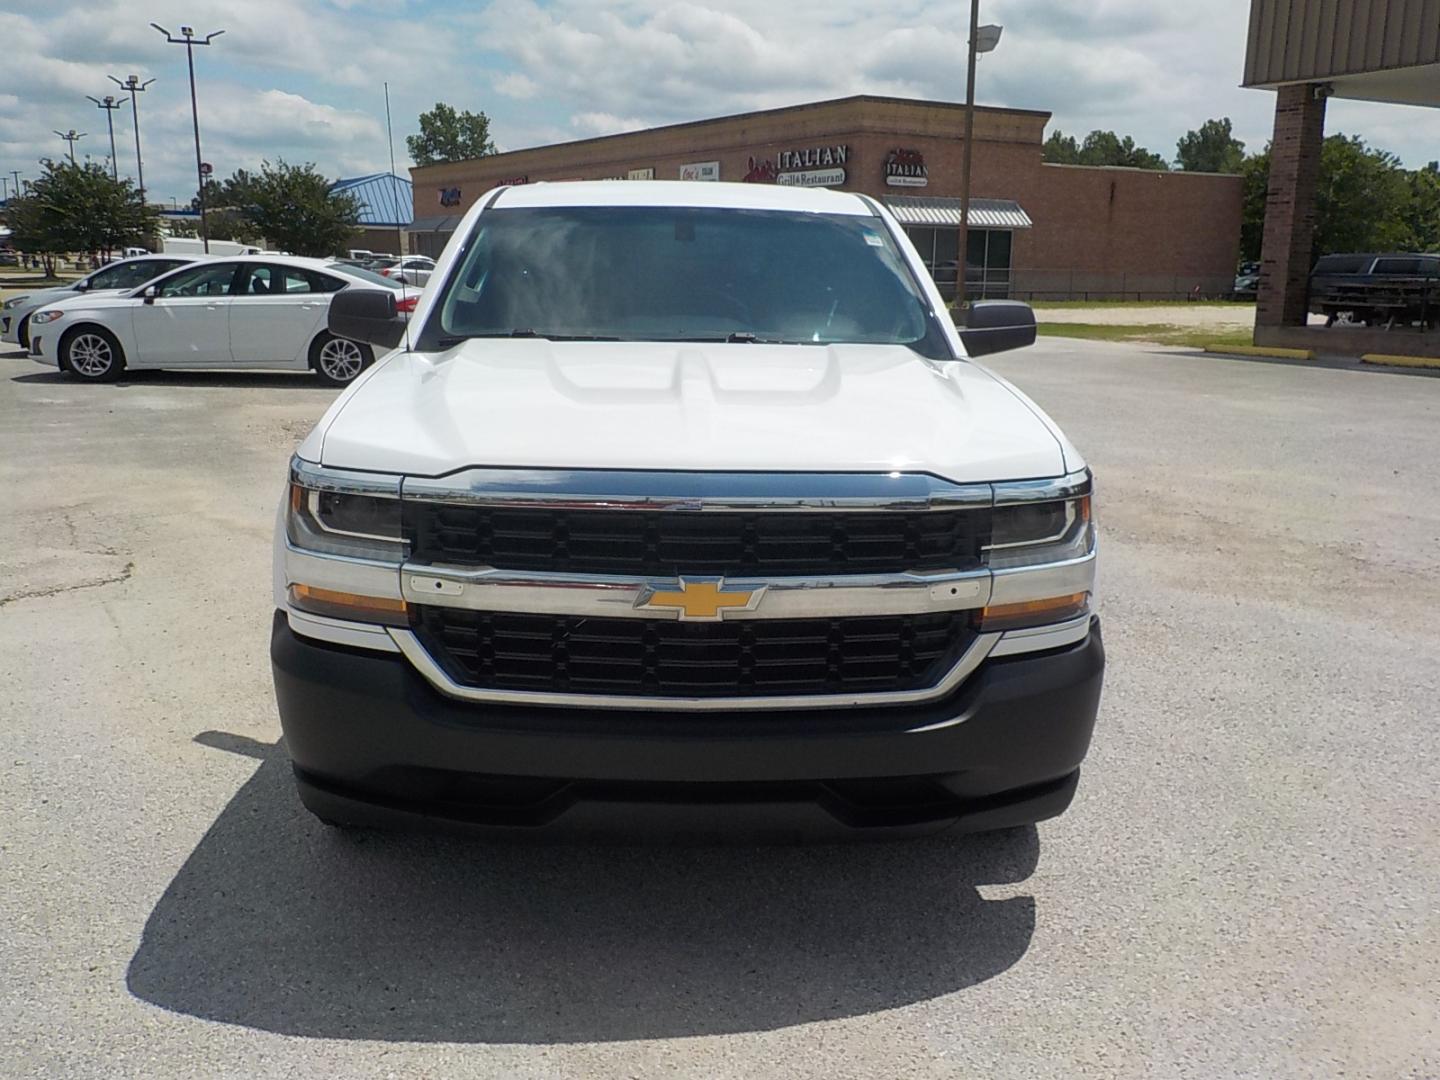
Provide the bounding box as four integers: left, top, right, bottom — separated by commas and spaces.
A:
1309, 253, 1440, 328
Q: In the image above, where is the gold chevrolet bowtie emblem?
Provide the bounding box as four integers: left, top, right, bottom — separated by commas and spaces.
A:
638, 578, 765, 621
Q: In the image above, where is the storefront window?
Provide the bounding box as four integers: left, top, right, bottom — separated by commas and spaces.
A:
904, 226, 1012, 299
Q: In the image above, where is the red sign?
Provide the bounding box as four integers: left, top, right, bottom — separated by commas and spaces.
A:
742, 156, 777, 184
884, 148, 928, 187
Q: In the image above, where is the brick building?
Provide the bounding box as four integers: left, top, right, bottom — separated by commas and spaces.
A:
409, 95, 1243, 300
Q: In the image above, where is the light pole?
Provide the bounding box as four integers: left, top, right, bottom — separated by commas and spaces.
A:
109, 74, 155, 201
54, 130, 86, 164
152, 23, 224, 253
956, 4, 1002, 313
86, 95, 124, 180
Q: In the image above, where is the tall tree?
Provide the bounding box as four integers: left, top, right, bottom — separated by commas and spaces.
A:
1176, 117, 1246, 173
1042, 129, 1081, 164
1239, 148, 1271, 263
1237, 135, 1422, 263
6, 160, 157, 273
217, 160, 360, 256
1042, 128, 1168, 170
1312, 135, 1412, 256
1404, 162, 1440, 252
407, 102, 497, 166
189, 175, 263, 244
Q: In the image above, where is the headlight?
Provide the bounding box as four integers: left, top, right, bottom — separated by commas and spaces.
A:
976, 478, 1096, 631
287, 473, 405, 563
30, 309, 65, 324
3, 296, 28, 309
285, 459, 408, 625
985, 493, 1092, 569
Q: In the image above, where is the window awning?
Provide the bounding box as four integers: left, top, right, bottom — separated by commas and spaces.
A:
883, 196, 1032, 229
408, 215, 462, 233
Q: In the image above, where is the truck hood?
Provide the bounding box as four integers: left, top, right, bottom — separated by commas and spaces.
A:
316, 340, 1066, 483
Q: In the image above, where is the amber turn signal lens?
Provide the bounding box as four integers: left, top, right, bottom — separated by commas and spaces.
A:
976, 592, 1089, 632
289, 584, 409, 626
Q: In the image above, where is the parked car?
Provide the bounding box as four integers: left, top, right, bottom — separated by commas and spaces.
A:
26, 255, 390, 384
270, 180, 1103, 839
377, 255, 436, 287
2, 254, 199, 350
161, 237, 264, 257
327, 262, 419, 315
1310, 252, 1440, 327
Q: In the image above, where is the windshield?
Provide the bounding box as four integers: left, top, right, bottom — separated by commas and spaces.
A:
432, 206, 947, 356
86, 259, 184, 291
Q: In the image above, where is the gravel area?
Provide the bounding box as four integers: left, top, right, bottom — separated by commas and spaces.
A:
2, 340, 1437, 1078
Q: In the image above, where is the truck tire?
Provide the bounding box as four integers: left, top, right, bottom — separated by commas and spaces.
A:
60, 326, 126, 382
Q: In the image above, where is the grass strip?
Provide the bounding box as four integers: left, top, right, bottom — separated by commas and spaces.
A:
1035, 323, 1255, 349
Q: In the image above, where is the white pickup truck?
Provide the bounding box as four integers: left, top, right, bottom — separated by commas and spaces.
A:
271, 180, 1104, 839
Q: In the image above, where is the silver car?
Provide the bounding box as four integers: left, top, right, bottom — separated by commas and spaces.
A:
2, 254, 197, 349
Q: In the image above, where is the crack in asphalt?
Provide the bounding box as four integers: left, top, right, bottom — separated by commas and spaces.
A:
0, 558, 135, 607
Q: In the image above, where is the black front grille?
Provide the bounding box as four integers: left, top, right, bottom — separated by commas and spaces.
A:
407, 505, 989, 576
414, 607, 974, 698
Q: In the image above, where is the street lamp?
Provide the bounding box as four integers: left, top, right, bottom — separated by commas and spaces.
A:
152, 23, 225, 253
54, 129, 86, 164
109, 74, 155, 201
956, 2, 1003, 312
86, 95, 124, 180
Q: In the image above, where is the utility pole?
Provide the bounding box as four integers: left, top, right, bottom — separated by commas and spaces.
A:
109, 75, 155, 202
152, 24, 225, 253
54, 129, 86, 164
87, 95, 124, 180
956, 0, 980, 314
955, 5, 1003, 314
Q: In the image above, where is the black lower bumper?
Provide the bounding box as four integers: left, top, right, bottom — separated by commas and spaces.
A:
271, 611, 1104, 840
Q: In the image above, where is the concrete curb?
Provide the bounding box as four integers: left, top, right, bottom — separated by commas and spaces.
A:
1360, 353, 1440, 369
1203, 344, 1316, 361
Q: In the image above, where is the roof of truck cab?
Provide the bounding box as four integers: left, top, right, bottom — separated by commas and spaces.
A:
488, 179, 874, 215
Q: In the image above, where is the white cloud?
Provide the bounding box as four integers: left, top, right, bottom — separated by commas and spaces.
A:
570, 112, 652, 137
494, 73, 540, 100
4, 0, 1438, 206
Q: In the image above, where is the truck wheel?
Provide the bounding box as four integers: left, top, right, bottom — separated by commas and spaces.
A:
60, 326, 125, 382
310, 332, 373, 386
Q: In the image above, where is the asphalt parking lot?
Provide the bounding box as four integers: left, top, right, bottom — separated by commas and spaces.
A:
3, 339, 1438, 1078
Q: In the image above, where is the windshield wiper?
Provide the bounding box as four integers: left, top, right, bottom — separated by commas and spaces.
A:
436, 329, 621, 345
656, 333, 796, 344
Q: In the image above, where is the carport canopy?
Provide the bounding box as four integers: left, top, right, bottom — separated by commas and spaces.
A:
408, 215, 462, 233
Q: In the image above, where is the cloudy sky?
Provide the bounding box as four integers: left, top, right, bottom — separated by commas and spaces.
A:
2, 0, 1437, 203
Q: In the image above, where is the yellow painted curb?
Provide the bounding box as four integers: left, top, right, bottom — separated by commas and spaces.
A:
1203, 344, 1315, 360
1360, 353, 1440, 369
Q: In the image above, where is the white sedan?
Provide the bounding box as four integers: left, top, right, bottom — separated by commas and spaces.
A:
27, 255, 406, 385
376, 255, 435, 287
1, 253, 198, 349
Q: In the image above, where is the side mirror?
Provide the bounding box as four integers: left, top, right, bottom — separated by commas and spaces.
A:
74, 278, 90, 292
141, 284, 159, 305
957, 300, 1037, 358
329, 287, 407, 350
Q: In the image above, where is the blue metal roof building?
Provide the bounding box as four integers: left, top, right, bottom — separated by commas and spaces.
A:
330, 172, 413, 227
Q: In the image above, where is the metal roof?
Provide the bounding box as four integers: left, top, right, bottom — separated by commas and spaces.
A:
884, 196, 1032, 229
330, 172, 414, 227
